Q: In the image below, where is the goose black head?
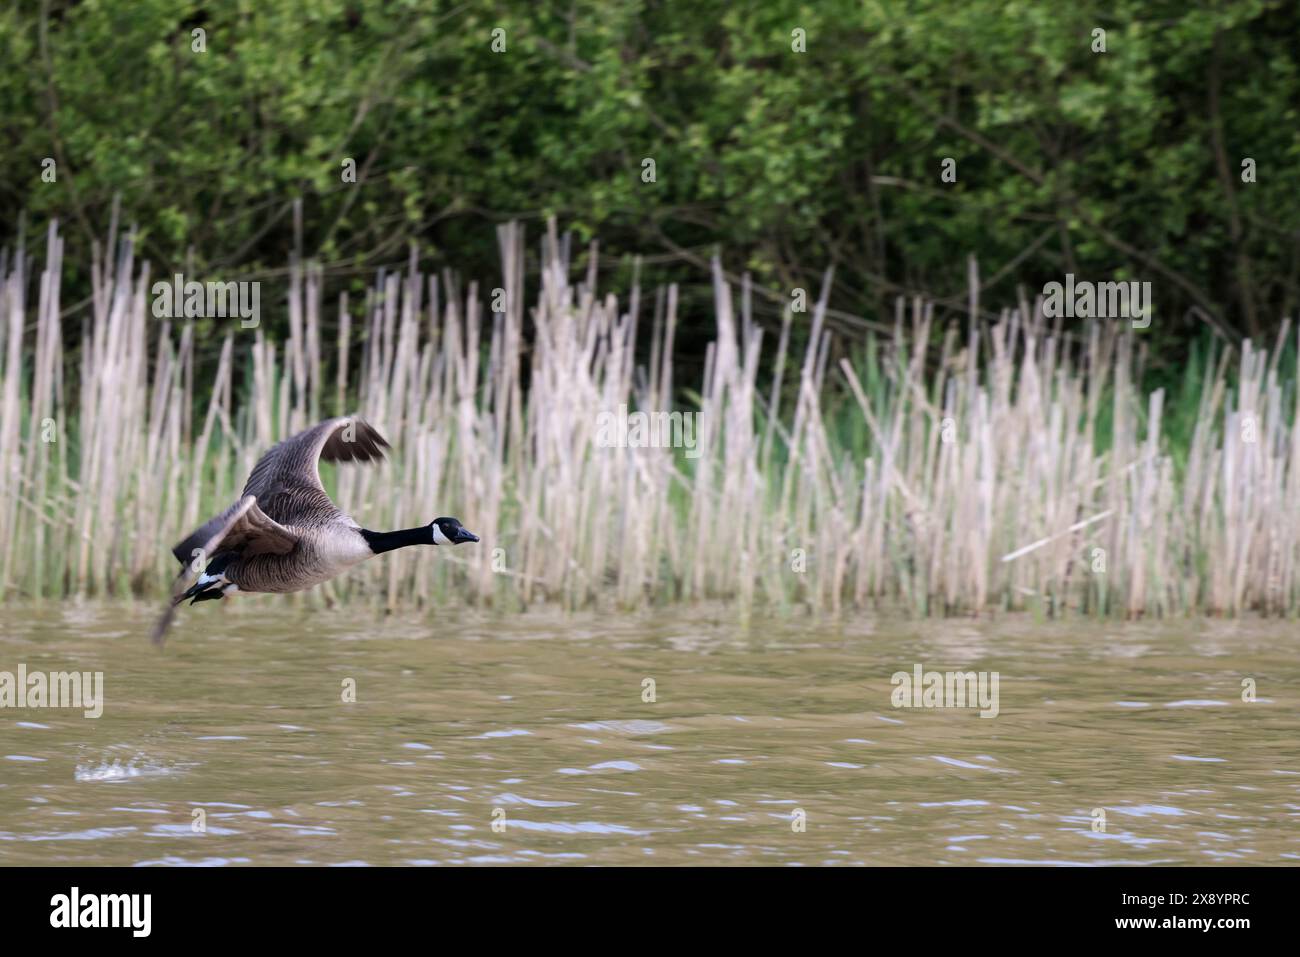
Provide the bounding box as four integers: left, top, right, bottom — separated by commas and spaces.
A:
431, 517, 479, 545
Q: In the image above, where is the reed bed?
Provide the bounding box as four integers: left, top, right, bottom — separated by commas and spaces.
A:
0, 218, 1295, 617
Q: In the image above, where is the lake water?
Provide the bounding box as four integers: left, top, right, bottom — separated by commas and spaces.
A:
1, 603, 1297, 865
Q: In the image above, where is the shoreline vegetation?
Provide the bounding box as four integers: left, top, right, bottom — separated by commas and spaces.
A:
0, 219, 1296, 618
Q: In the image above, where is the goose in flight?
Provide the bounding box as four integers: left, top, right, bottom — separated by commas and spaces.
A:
151, 416, 477, 644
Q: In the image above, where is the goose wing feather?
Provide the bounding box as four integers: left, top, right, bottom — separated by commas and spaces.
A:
240, 416, 390, 527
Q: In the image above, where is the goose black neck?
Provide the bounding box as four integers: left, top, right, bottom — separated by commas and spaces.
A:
360, 526, 429, 555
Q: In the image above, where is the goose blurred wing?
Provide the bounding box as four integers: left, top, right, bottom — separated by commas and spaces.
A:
169, 494, 297, 567
152, 496, 296, 647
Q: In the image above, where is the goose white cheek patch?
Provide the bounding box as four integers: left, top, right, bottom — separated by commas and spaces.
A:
431, 525, 452, 545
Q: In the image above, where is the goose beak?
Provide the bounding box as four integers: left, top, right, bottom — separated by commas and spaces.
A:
456, 528, 480, 544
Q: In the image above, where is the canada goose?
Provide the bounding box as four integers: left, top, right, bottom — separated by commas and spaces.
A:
151, 416, 478, 644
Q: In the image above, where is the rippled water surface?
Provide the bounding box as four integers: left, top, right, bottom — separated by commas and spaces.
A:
1, 603, 1297, 865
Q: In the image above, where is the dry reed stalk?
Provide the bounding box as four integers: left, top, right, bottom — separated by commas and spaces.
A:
2, 218, 1298, 618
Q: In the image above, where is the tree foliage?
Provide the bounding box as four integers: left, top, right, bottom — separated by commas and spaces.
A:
2, 0, 1297, 357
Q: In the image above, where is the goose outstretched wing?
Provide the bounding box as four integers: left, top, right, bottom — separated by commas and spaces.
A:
240, 416, 390, 527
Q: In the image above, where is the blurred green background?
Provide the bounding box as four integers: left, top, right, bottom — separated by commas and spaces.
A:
2, 0, 1298, 371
